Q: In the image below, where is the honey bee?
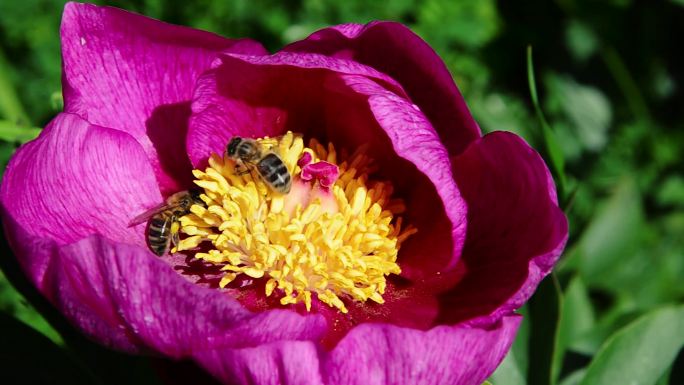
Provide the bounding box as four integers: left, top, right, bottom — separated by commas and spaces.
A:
128, 189, 205, 256
226, 136, 292, 193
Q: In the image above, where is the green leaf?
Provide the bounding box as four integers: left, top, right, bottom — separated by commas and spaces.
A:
599, 46, 651, 121
0, 49, 30, 125
50, 91, 64, 112
417, 0, 500, 49
0, 269, 63, 345
559, 369, 587, 385
557, 276, 595, 372
565, 21, 598, 62
579, 306, 684, 385
544, 73, 612, 152
489, 348, 526, 385
655, 366, 672, 385
490, 306, 530, 385
492, 304, 531, 384
570, 299, 641, 356
512, 305, 531, 376
0, 120, 41, 143
471, 92, 535, 142
527, 46, 567, 198
0, 140, 16, 174
527, 274, 563, 385
656, 175, 684, 207
576, 177, 644, 287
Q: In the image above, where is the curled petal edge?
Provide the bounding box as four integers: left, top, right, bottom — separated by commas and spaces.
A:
439, 131, 568, 326
193, 315, 521, 385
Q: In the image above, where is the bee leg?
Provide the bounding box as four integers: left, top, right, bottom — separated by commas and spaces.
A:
247, 164, 264, 187
234, 162, 252, 176
170, 220, 181, 252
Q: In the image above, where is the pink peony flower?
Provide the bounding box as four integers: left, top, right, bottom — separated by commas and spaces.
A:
0, 3, 568, 384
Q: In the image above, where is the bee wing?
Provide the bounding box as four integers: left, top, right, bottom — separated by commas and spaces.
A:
127, 202, 175, 227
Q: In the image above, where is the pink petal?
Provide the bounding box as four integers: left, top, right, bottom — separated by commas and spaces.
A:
323, 315, 520, 385
439, 132, 568, 326
49, 235, 327, 355
193, 341, 324, 385
0, 112, 160, 297
0, 113, 159, 248
337, 74, 467, 278
187, 51, 407, 166
285, 22, 481, 156
193, 315, 519, 385
60, 3, 267, 194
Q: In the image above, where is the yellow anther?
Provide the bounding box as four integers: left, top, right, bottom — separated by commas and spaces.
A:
219, 273, 237, 288
244, 267, 265, 278
177, 131, 416, 313
265, 279, 277, 296
178, 235, 203, 250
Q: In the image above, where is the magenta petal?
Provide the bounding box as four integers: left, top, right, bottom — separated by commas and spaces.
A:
440, 132, 568, 325
285, 22, 481, 156
193, 341, 323, 385
324, 315, 520, 385
338, 74, 467, 276
0, 113, 160, 248
224, 52, 407, 94
50, 235, 327, 355
193, 316, 519, 385
187, 51, 407, 165
60, 3, 267, 193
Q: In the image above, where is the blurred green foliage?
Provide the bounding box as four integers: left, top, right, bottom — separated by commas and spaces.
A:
0, 0, 682, 384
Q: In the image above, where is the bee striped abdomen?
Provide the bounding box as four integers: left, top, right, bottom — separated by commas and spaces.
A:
257, 153, 291, 193
148, 215, 171, 256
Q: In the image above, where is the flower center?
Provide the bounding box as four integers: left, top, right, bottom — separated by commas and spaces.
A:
176, 132, 416, 313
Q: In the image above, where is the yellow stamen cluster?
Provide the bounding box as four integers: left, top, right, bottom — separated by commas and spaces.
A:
176, 132, 416, 313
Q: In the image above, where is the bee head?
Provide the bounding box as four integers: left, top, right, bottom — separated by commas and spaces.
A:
189, 188, 203, 204
226, 137, 242, 158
